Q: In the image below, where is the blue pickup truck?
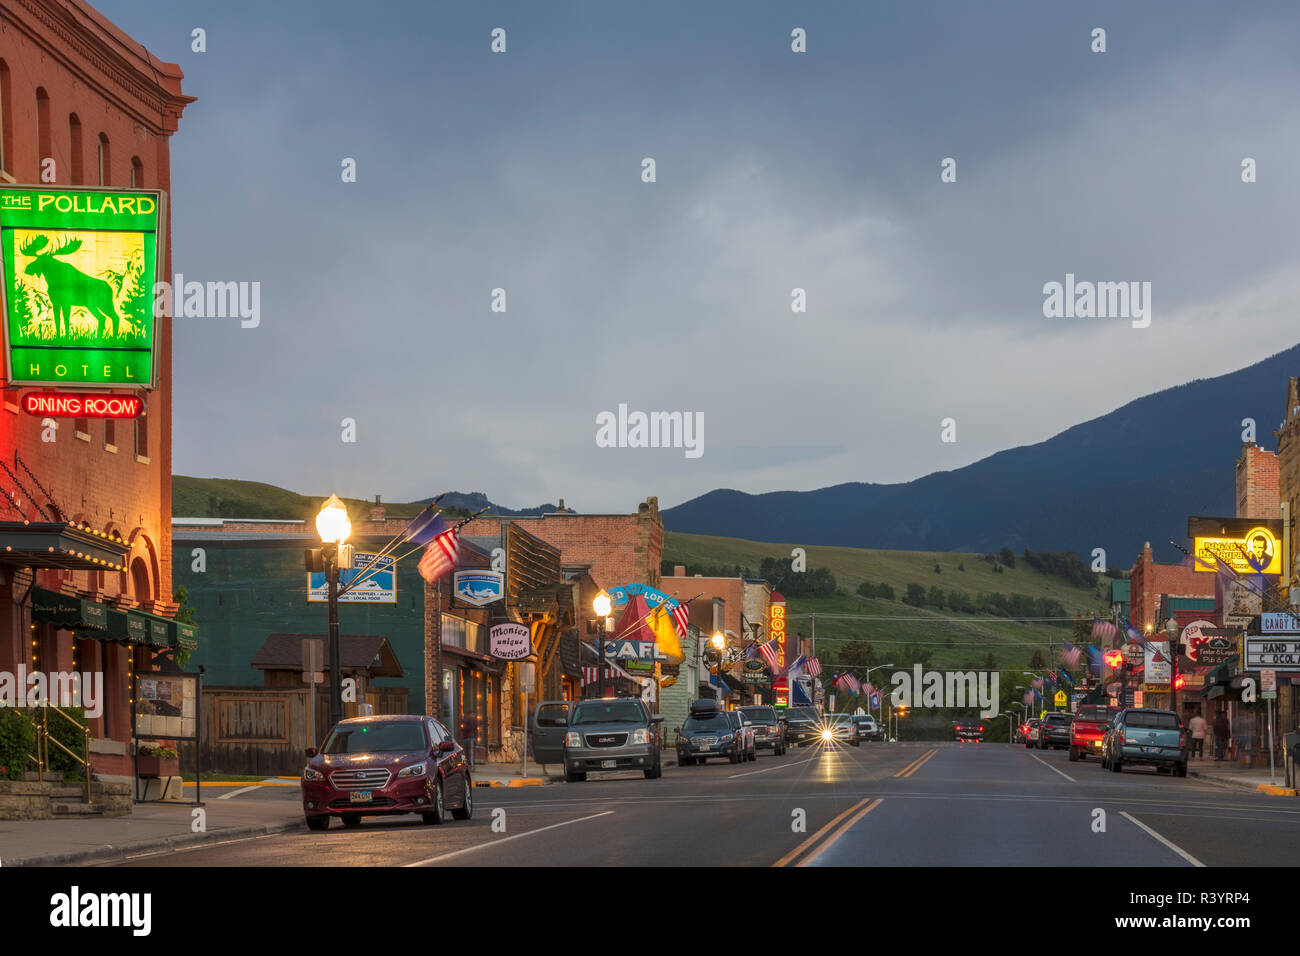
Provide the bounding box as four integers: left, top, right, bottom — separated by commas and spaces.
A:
1100, 708, 1188, 777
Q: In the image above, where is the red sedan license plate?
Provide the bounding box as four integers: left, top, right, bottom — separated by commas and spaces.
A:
349, 790, 372, 803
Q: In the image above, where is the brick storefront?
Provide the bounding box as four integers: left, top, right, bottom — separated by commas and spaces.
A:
0, 0, 192, 778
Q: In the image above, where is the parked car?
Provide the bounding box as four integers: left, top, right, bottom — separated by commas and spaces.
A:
1101, 708, 1188, 776
558, 697, 664, 781
825, 713, 859, 746
855, 714, 883, 741
1069, 704, 1118, 761
738, 704, 788, 755
954, 716, 984, 742
1023, 717, 1042, 748
677, 702, 746, 764
1037, 711, 1073, 750
728, 709, 758, 761
783, 706, 823, 747
301, 715, 472, 830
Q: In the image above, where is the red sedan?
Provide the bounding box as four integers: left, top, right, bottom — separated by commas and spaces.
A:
301, 715, 473, 830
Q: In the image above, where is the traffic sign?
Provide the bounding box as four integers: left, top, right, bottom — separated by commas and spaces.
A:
1053, 690, 1067, 707
1261, 669, 1277, 699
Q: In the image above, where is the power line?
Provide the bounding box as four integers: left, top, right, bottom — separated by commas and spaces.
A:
787, 613, 1079, 623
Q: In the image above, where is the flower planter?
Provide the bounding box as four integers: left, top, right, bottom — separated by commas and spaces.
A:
137, 754, 179, 778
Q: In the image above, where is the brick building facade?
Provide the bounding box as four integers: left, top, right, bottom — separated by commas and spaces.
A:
1275, 377, 1300, 592
0, 0, 192, 778
1127, 542, 1214, 633
1235, 442, 1280, 521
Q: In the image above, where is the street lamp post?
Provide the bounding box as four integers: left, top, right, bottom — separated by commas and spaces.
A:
1165, 615, 1180, 719
865, 663, 895, 723
593, 591, 611, 699
315, 495, 351, 730
711, 632, 726, 702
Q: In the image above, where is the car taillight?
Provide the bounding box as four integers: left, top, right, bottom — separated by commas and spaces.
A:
979, 726, 984, 732
1179, 732, 1187, 748
1118, 730, 1125, 744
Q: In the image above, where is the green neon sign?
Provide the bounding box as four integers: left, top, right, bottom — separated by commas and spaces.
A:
0, 185, 164, 388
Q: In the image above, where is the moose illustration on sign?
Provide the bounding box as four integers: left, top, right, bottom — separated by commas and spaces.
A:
19, 233, 125, 339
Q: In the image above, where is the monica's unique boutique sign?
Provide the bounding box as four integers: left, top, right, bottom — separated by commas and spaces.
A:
0, 186, 164, 388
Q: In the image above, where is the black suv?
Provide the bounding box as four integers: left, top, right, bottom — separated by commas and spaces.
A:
781, 707, 822, 747
1037, 711, 1073, 750
737, 705, 787, 755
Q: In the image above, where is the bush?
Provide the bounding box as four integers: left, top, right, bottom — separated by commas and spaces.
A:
35, 706, 88, 782
0, 708, 36, 780
903, 583, 927, 607
926, 586, 946, 609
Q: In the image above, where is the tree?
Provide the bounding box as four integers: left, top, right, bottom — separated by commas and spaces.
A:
904, 583, 927, 607
926, 586, 946, 609
999, 547, 1016, 568
172, 586, 199, 668
984, 652, 996, 670
1029, 649, 1046, 669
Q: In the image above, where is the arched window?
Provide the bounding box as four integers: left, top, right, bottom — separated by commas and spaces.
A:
0, 61, 12, 175
35, 88, 50, 180
130, 556, 152, 606
68, 114, 83, 184
97, 132, 110, 186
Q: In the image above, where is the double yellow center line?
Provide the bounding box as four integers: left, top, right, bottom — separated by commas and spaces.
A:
893, 748, 938, 778
772, 797, 884, 867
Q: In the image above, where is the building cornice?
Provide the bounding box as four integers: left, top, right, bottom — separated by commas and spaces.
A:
4, 0, 194, 133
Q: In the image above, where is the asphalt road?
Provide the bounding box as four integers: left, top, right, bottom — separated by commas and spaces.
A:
105, 741, 1300, 867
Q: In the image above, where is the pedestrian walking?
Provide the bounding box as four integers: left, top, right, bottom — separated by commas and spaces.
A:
1188, 709, 1206, 759
1213, 709, 1230, 761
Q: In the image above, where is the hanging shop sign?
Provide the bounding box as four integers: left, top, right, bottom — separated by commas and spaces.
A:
769, 594, 787, 671
21, 391, 143, 418
1192, 633, 1239, 666
1260, 612, 1300, 634
1, 185, 164, 388
1188, 517, 1284, 576
453, 569, 504, 607
741, 658, 771, 685
489, 622, 531, 661
307, 551, 395, 604
1144, 640, 1171, 685
607, 582, 681, 612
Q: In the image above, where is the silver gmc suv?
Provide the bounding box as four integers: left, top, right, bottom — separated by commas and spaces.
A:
564, 697, 664, 782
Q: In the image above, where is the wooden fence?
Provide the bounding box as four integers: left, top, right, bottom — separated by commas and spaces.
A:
180, 685, 411, 777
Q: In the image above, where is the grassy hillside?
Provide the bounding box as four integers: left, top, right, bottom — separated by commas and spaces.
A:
172, 476, 455, 521
664, 531, 1114, 673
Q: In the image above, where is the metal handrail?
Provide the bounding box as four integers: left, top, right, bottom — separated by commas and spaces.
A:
18, 704, 92, 805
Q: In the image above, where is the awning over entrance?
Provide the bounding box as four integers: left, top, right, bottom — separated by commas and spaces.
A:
0, 521, 128, 572
32, 587, 197, 650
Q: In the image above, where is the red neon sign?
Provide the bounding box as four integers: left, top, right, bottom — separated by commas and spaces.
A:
21, 392, 143, 419
1103, 650, 1124, 669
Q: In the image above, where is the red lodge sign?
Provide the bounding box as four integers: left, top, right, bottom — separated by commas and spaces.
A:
21, 391, 143, 419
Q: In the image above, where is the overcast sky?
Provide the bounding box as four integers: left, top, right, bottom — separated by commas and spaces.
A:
98, 0, 1300, 514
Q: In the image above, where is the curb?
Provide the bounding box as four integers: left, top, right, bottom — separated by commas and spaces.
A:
1188, 769, 1295, 796
4, 819, 305, 868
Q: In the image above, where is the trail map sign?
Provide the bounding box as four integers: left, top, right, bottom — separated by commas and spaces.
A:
0, 186, 163, 388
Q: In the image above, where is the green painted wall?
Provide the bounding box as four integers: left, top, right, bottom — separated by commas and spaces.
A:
173, 538, 427, 713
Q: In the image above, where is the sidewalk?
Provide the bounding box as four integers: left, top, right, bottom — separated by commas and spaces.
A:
470, 763, 565, 788
0, 793, 304, 867
1187, 756, 1297, 796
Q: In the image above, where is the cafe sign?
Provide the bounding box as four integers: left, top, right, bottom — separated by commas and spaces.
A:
1, 186, 164, 388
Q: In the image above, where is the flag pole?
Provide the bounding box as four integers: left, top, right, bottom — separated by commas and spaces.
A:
336, 495, 448, 597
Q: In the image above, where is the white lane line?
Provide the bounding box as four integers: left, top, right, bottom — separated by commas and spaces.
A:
1120, 811, 1205, 867
1029, 752, 1076, 783
216, 785, 262, 800
402, 810, 614, 866
729, 755, 820, 779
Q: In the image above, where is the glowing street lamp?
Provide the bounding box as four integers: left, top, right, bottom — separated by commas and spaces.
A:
315, 495, 353, 728
593, 592, 612, 697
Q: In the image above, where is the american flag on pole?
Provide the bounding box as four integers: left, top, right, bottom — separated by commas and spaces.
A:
417, 527, 460, 583
758, 639, 781, 672
807, 657, 822, 677
671, 601, 690, 637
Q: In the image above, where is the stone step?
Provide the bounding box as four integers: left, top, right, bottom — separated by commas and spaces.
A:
50, 801, 103, 816
49, 785, 87, 799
